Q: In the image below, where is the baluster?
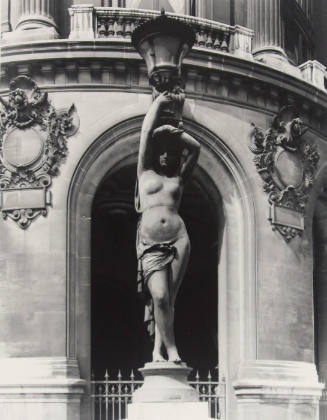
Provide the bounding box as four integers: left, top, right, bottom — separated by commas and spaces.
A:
198, 27, 206, 46
99, 385, 103, 420
124, 19, 131, 38
98, 18, 106, 38
91, 372, 95, 420
221, 32, 229, 51
123, 384, 129, 419
130, 370, 135, 394
116, 16, 124, 37
200, 384, 206, 401
213, 32, 221, 50
105, 370, 109, 420
207, 370, 212, 417
195, 370, 200, 394
206, 30, 213, 49
107, 17, 115, 37
213, 379, 218, 419
118, 370, 122, 420
111, 384, 115, 420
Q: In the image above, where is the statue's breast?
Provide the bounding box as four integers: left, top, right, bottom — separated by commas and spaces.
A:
142, 177, 164, 195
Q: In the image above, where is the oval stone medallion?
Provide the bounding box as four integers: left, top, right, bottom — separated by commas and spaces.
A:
3, 127, 44, 168
274, 148, 303, 188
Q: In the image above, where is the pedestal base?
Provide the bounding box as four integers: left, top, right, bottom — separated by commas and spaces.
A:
126, 401, 210, 420
132, 362, 198, 403
126, 362, 212, 419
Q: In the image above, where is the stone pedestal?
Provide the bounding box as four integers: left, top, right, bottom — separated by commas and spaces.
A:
127, 401, 210, 420
126, 362, 211, 420
133, 362, 198, 403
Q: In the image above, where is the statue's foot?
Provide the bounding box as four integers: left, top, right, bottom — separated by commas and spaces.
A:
152, 352, 166, 362
167, 349, 182, 363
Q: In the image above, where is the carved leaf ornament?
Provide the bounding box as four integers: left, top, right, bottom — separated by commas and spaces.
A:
250, 108, 319, 242
0, 76, 79, 228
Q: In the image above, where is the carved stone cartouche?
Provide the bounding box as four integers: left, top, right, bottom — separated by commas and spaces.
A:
250, 110, 319, 242
0, 75, 79, 228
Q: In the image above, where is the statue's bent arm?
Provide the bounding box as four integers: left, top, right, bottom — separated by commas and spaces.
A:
179, 132, 200, 183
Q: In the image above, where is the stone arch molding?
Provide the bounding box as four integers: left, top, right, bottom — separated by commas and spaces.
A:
67, 116, 257, 397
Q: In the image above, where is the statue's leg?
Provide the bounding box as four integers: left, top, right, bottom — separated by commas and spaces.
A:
147, 268, 176, 362
153, 325, 165, 361
166, 235, 191, 362
170, 235, 191, 307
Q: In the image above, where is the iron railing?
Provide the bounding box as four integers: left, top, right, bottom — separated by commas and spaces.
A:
91, 369, 226, 420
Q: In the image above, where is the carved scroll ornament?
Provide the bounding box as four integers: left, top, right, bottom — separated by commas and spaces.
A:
250, 109, 319, 242
0, 76, 79, 228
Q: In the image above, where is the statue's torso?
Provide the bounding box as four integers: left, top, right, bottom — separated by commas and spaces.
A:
138, 170, 186, 242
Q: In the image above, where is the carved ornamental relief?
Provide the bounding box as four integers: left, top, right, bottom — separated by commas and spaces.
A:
0, 76, 79, 229
250, 107, 319, 242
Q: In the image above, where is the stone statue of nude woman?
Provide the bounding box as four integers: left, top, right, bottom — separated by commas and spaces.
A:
135, 91, 200, 363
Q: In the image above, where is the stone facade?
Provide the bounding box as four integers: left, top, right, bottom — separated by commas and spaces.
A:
1, 1, 327, 420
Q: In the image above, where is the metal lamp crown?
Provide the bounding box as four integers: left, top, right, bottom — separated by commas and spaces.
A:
131, 9, 195, 92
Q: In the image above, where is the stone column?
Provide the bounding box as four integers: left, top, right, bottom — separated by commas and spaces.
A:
247, 0, 282, 54
247, 0, 297, 71
2, 0, 58, 42
16, 0, 57, 30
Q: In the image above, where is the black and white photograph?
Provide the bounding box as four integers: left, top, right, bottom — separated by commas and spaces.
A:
0, 1, 326, 419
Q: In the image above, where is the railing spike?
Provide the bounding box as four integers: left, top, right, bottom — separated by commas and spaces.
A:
118, 369, 122, 379
195, 370, 200, 381
130, 369, 135, 380
207, 370, 212, 380
105, 369, 109, 380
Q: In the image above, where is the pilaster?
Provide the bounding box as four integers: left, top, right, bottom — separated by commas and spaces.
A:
69, 5, 95, 40
299, 60, 326, 90
229, 25, 253, 60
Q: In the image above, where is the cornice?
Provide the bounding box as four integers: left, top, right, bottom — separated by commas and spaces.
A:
1, 40, 327, 136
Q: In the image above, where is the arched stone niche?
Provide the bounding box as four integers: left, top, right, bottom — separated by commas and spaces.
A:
67, 116, 257, 420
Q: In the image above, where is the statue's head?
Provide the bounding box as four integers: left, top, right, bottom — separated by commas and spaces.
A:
152, 125, 183, 174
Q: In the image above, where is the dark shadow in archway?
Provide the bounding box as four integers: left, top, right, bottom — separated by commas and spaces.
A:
91, 164, 221, 379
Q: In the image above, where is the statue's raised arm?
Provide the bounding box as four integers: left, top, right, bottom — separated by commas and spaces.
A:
137, 91, 173, 178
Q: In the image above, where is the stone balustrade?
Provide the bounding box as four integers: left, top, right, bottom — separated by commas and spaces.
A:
69, 5, 253, 58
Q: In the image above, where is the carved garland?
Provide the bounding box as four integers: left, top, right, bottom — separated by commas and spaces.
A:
0, 75, 79, 229
250, 109, 319, 242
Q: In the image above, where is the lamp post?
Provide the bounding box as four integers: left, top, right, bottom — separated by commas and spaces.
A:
132, 9, 195, 125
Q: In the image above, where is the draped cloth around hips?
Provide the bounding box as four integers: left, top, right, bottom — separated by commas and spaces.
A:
136, 221, 177, 339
